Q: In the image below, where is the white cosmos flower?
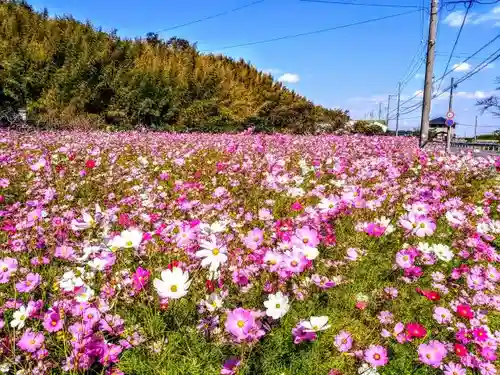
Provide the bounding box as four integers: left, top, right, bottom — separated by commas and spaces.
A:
87, 257, 108, 271
78, 245, 101, 261
75, 285, 94, 302
196, 236, 228, 271
317, 197, 337, 213
199, 221, 227, 235
417, 242, 433, 253
71, 212, 95, 231
120, 228, 143, 249
264, 292, 290, 319
301, 246, 319, 260
432, 244, 454, 262
154, 267, 191, 299
59, 271, 85, 292
10, 306, 28, 329
204, 292, 224, 312
301, 316, 330, 332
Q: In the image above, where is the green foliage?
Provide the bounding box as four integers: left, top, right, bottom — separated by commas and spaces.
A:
353, 120, 385, 135
0, 1, 349, 132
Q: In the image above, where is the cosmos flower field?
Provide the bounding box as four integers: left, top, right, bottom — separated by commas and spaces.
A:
0, 131, 499, 375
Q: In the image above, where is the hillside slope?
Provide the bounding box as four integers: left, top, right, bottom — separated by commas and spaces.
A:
0, 1, 349, 133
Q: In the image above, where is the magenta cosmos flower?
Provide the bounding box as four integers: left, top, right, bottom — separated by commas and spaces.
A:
43, 311, 63, 332
225, 308, 255, 341
418, 340, 448, 367
334, 331, 353, 352
17, 330, 45, 353
15, 273, 41, 293
364, 345, 388, 367
220, 357, 241, 375
132, 267, 151, 292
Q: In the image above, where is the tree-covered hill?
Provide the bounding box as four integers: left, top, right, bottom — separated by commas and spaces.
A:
0, 0, 349, 133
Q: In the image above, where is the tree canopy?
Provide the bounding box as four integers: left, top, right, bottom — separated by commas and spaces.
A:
0, 1, 349, 133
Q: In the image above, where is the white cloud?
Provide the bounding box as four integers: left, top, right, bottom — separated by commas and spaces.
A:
414, 90, 424, 97
415, 73, 424, 79
277, 73, 300, 83
453, 62, 471, 72
444, 11, 470, 27
444, 6, 500, 28
455, 91, 494, 99
471, 5, 500, 25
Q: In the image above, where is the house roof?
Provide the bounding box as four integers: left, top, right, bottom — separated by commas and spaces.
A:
429, 116, 456, 128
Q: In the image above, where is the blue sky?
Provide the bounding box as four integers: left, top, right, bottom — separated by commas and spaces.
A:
28, 0, 500, 136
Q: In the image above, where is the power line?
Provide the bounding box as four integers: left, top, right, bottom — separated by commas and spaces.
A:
299, 0, 426, 8
390, 47, 500, 119
155, 0, 265, 33
202, 9, 420, 51
388, 34, 500, 115
435, 1, 472, 92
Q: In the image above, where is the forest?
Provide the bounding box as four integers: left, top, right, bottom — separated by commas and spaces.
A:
0, 1, 350, 133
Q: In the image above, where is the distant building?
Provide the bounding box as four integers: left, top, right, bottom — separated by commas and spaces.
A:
429, 117, 455, 141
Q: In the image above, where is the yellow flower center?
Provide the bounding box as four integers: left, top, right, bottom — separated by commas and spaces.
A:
374, 354, 381, 360
1, 266, 7, 272
126, 240, 133, 247
170, 285, 178, 292
212, 248, 220, 255
291, 260, 298, 267
276, 303, 281, 308
237, 320, 245, 328
303, 238, 309, 244
30, 339, 36, 345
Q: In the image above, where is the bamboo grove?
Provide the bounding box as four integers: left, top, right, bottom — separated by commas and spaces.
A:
0, 1, 350, 133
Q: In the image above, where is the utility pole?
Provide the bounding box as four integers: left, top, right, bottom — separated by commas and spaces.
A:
396, 82, 401, 136
386, 95, 391, 130
378, 102, 382, 120
446, 77, 455, 154
474, 115, 478, 142
419, 0, 439, 148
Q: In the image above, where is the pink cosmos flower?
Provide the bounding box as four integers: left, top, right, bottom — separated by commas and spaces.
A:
417, 340, 448, 367
54, 245, 76, 260
0, 257, 18, 283
15, 273, 41, 293
480, 346, 497, 361
83, 307, 101, 327
384, 287, 398, 299
399, 213, 436, 237
334, 331, 353, 352
283, 249, 308, 274
377, 311, 394, 325
263, 251, 282, 272
43, 311, 63, 332
291, 226, 319, 248
243, 228, 264, 250
443, 362, 466, 375
364, 345, 388, 367
433, 306, 452, 324
395, 249, 415, 269
17, 330, 45, 353
225, 308, 255, 341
